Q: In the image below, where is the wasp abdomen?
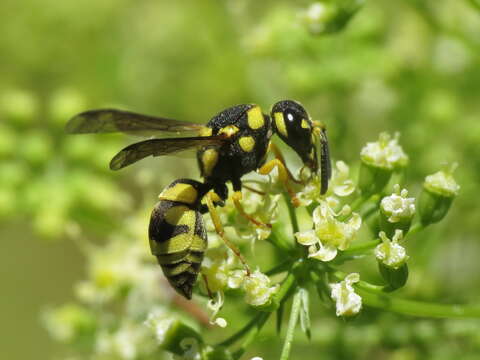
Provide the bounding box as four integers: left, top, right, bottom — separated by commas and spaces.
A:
149, 179, 208, 299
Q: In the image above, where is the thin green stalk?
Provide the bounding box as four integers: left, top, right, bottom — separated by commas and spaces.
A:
279, 289, 302, 360
231, 312, 270, 360
330, 269, 480, 318
357, 286, 480, 318
283, 192, 299, 234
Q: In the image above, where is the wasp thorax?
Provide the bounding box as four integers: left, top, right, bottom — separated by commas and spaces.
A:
271, 100, 318, 172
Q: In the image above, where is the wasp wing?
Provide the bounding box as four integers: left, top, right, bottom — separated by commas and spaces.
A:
110, 136, 225, 170
66, 109, 205, 136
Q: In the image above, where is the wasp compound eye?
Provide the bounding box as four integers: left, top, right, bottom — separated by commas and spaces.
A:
271, 100, 318, 172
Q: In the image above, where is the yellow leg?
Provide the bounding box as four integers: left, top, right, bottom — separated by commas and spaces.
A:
232, 191, 271, 229
268, 143, 302, 184
205, 192, 251, 275
259, 158, 301, 207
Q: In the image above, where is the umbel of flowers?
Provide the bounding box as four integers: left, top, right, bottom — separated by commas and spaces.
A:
44, 131, 465, 360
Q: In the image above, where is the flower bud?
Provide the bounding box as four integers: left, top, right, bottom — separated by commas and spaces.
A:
418, 164, 459, 226
359, 133, 408, 196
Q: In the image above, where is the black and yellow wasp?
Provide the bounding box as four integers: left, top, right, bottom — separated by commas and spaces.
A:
66, 100, 331, 299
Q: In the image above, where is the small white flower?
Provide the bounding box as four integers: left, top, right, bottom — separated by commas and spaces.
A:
242, 269, 279, 307
297, 161, 355, 206
360, 132, 408, 170
424, 163, 460, 197
375, 230, 409, 269
251, 357, 264, 360
330, 273, 362, 317
380, 184, 416, 222
295, 202, 362, 261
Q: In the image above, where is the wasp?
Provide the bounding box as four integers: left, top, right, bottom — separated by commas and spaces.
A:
66, 100, 331, 299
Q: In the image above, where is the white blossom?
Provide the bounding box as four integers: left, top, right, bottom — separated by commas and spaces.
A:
380, 184, 416, 222
330, 273, 362, 316
360, 132, 408, 170
241, 269, 279, 307
295, 202, 361, 261
375, 230, 408, 269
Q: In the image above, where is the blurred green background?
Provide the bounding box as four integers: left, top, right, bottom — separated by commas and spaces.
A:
1, 0, 480, 359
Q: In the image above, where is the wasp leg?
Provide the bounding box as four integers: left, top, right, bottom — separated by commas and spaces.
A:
268, 143, 302, 184
202, 273, 214, 300
205, 192, 251, 275
258, 158, 301, 207
231, 191, 272, 229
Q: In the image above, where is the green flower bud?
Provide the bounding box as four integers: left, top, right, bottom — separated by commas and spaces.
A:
418, 164, 459, 226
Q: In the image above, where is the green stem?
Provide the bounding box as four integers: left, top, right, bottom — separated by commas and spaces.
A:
268, 224, 295, 254
283, 192, 299, 234
279, 289, 302, 360
330, 270, 480, 318
357, 286, 480, 318
231, 312, 270, 359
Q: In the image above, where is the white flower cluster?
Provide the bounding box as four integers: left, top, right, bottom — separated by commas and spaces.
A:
360, 132, 408, 170
230, 269, 279, 307
380, 184, 416, 223
295, 202, 362, 261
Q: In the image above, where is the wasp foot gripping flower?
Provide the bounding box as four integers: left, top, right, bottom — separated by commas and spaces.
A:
295, 202, 362, 261
418, 163, 460, 226
234, 190, 281, 243
297, 160, 355, 206
330, 273, 362, 316
359, 132, 408, 196
380, 184, 415, 235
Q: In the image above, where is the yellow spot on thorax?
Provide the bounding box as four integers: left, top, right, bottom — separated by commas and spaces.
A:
159, 184, 198, 204
218, 125, 239, 137
301, 119, 310, 129
274, 112, 288, 137
201, 149, 219, 177
238, 136, 255, 152
247, 106, 264, 129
